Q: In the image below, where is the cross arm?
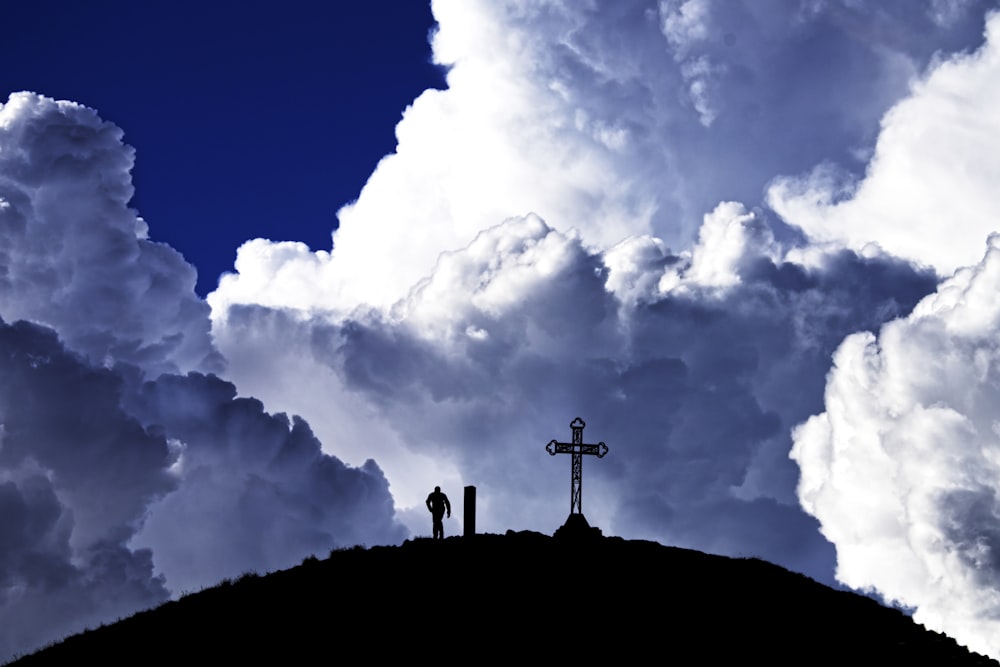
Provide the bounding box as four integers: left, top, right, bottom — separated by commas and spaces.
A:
581, 442, 609, 458
546, 440, 609, 457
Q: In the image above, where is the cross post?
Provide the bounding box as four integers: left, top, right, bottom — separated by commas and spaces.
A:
546, 417, 608, 515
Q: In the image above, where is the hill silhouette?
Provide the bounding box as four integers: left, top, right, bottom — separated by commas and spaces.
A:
10, 530, 997, 665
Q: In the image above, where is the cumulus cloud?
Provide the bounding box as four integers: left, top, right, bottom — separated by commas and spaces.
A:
0, 94, 406, 661
205, 0, 989, 632
0, 312, 404, 659
124, 371, 405, 592
0, 318, 173, 658
791, 236, 1000, 656
213, 205, 936, 584
4, 0, 999, 660
0, 93, 223, 376
769, 11, 1000, 277
211, 0, 984, 313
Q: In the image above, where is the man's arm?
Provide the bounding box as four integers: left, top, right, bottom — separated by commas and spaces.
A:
445, 495, 451, 517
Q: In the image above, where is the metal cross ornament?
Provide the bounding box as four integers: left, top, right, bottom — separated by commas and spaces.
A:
546, 417, 609, 515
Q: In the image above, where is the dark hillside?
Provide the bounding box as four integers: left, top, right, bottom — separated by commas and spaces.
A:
11, 531, 997, 665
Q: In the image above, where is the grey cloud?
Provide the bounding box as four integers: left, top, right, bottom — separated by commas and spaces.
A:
124, 370, 406, 594
0, 93, 407, 659
196, 1, 1000, 657
940, 486, 1000, 580
0, 92, 222, 376
303, 213, 938, 582
0, 319, 176, 548
1, 1, 989, 658
0, 318, 172, 660
500, 0, 990, 241
0, 314, 406, 661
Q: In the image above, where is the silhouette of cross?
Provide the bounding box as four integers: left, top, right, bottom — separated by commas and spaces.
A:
546, 417, 608, 515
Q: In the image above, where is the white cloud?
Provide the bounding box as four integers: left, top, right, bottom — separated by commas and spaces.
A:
2, 0, 996, 659
212, 0, 974, 314
204, 0, 988, 623
213, 208, 937, 583
769, 12, 1000, 277
659, 0, 711, 51
682, 201, 778, 288
793, 235, 1000, 658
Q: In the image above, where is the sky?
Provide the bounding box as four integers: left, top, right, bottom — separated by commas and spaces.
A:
4, 0, 1000, 660
0, 0, 446, 297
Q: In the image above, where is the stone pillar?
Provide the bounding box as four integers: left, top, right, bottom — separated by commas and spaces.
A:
464, 485, 476, 537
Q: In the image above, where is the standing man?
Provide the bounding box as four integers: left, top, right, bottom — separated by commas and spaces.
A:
426, 486, 451, 539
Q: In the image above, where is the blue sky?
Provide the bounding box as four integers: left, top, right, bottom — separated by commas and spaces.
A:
0, 0, 445, 295
5, 0, 1000, 660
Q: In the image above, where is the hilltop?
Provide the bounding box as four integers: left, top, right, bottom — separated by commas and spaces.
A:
11, 530, 997, 665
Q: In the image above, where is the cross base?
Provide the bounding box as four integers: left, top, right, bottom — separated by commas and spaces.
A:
553, 513, 603, 542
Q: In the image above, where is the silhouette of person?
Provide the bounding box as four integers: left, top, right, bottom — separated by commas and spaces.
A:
426, 486, 451, 539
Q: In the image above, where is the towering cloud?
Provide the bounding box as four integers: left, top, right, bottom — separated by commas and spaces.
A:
213, 203, 936, 584
5, 0, 1000, 660
0, 318, 173, 658
124, 371, 405, 593
205, 1, 1000, 657
793, 236, 1000, 657
211, 0, 985, 313
0, 93, 222, 376
0, 93, 405, 661
775, 10, 1000, 656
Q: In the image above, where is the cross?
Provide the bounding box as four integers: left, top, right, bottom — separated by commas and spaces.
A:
546, 417, 608, 516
